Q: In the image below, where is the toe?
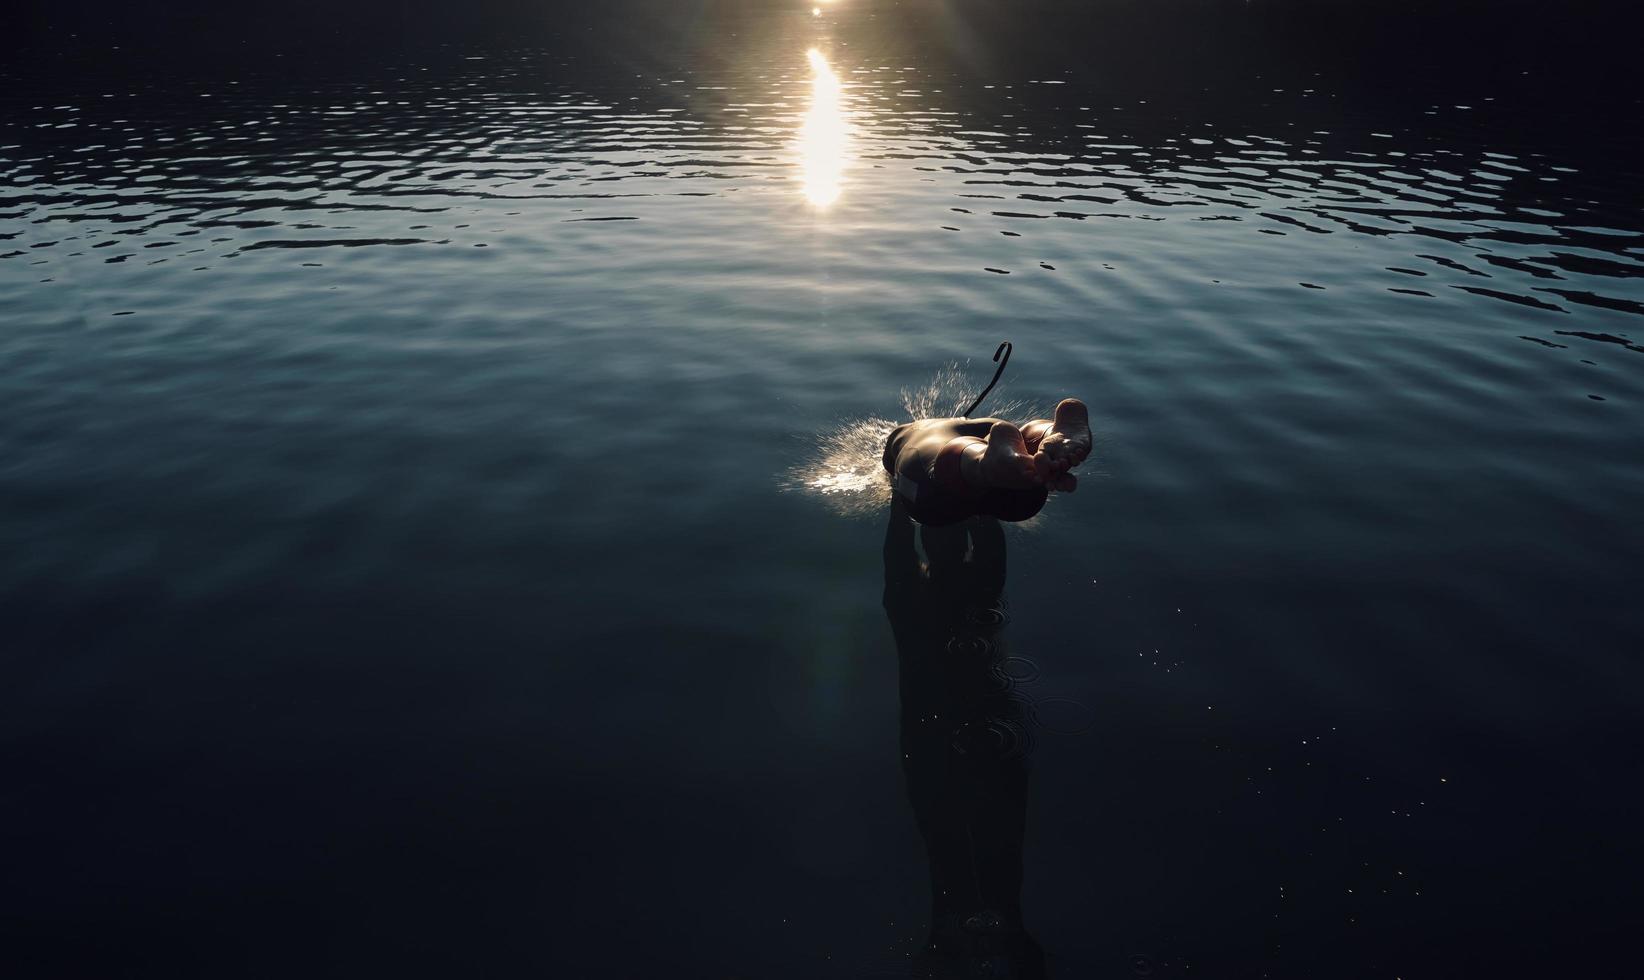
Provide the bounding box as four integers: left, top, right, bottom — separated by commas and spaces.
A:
1051, 399, 1092, 462
989, 420, 1025, 446
1032, 451, 1053, 482
1053, 397, 1089, 425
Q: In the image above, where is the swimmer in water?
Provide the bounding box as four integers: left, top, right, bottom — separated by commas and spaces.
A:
882, 398, 1091, 526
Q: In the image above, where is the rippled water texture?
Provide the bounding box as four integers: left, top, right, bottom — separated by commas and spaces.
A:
3, 4, 1642, 978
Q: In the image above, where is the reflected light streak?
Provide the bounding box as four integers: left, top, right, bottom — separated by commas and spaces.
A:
798, 48, 848, 208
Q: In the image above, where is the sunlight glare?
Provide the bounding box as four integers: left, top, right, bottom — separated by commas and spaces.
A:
799, 48, 848, 208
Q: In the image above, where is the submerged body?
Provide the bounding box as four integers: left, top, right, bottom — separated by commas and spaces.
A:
883, 501, 1043, 973
882, 398, 1092, 525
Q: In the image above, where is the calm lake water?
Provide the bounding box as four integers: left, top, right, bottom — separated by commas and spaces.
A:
4, 3, 1641, 977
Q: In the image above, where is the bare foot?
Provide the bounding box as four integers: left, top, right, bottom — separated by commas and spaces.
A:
1038, 398, 1091, 472
963, 421, 1044, 489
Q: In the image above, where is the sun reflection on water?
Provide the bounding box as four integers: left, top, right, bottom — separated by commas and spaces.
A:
798, 48, 848, 207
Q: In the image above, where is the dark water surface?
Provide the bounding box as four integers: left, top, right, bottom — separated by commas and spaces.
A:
4, 3, 1642, 977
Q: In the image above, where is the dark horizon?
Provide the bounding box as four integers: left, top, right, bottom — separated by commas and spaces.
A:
13, 0, 1639, 67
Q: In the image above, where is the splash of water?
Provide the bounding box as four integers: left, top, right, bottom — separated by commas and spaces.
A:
900, 362, 1043, 424
785, 416, 900, 517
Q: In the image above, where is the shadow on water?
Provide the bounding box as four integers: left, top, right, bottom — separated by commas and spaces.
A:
883, 498, 1045, 979
879, 495, 1098, 979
